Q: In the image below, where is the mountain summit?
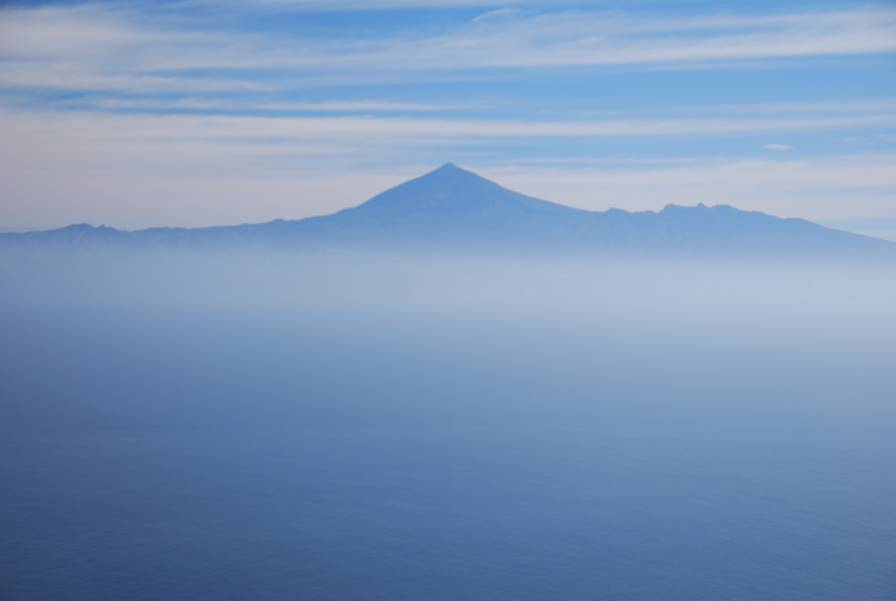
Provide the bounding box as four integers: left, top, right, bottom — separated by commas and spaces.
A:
340, 162, 576, 220
2, 163, 893, 258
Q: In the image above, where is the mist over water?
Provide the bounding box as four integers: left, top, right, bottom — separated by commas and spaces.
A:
2, 250, 895, 600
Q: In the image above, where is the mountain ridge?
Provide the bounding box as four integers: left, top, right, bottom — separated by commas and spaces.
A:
2, 162, 893, 258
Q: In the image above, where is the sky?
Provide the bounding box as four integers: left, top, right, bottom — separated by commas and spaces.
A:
1, 0, 895, 238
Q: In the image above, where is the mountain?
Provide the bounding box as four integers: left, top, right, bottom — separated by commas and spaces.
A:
2, 162, 894, 258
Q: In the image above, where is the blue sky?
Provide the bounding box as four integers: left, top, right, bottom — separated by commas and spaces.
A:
1, 1, 895, 237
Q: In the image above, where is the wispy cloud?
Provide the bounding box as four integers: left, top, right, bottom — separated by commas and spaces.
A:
419, 8, 896, 69
190, 0, 534, 10
0, 67, 271, 93
472, 8, 525, 23
764, 143, 792, 151
4, 104, 894, 147
2, 4, 895, 99
63, 97, 471, 113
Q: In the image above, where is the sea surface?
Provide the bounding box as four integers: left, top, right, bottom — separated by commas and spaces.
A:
2, 256, 895, 600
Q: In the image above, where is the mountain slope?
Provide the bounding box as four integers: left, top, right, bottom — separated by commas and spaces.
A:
2, 162, 893, 258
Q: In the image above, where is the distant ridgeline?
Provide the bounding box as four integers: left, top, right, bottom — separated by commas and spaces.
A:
3, 163, 894, 259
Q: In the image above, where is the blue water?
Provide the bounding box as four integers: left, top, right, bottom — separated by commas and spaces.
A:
2, 260, 895, 600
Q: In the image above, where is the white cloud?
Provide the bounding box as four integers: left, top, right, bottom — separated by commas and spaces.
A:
0, 66, 271, 93
318, 8, 896, 72
0, 5, 157, 58
472, 8, 524, 23
764, 143, 792, 151
1, 5, 895, 98
66, 97, 470, 113
192, 0, 529, 9
4, 105, 893, 148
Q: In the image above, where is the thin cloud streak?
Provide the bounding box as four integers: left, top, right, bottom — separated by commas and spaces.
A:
3, 106, 894, 143
0, 66, 272, 93
187, 0, 535, 10
2, 5, 895, 98
63, 97, 472, 113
